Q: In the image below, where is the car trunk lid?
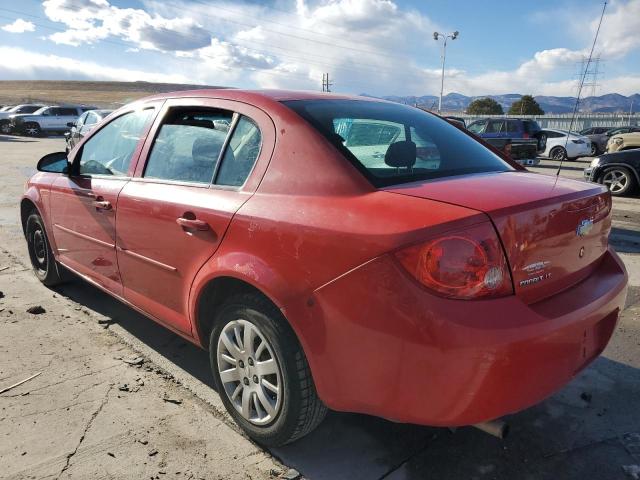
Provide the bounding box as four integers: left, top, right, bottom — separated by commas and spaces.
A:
385, 171, 612, 304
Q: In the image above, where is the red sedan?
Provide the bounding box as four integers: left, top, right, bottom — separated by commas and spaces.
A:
21, 90, 627, 446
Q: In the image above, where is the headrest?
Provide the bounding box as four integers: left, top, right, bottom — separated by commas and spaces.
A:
385, 140, 416, 168
192, 133, 224, 164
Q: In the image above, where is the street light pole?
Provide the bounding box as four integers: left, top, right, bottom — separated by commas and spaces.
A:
433, 31, 459, 113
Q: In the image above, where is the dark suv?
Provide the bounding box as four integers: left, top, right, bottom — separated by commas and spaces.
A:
467, 118, 546, 165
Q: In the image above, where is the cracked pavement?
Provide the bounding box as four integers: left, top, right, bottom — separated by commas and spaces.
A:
2, 136, 640, 479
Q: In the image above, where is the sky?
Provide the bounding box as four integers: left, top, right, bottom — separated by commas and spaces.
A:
0, 0, 638, 97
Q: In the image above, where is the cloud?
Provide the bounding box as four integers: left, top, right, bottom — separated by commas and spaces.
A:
21, 0, 640, 97
0, 46, 190, 83
42, 0, 211, 51
2, 18, 36, 33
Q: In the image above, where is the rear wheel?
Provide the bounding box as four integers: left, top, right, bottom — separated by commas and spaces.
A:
209, 293, 327, 446
0, 121, 11, 134
550, 146, 567, 161
590, 143, 598, 156
600, 167, 637, 197
26, 212, 63, 286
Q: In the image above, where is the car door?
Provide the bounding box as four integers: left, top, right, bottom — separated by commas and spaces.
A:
115, 98, 273, 334
49, 105, 159, 295
37, 107, 54, 130
55, 107, 81, 131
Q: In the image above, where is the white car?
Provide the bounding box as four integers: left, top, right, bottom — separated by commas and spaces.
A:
0, 104, 45, 133
541, 128, 592, 160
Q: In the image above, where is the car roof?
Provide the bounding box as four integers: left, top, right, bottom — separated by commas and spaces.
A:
139, 88, 382, 104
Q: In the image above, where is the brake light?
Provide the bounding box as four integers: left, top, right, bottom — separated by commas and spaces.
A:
523, 132, 530, 139
394, 223, 513, 299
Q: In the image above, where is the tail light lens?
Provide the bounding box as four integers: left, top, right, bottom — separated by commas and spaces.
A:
394, 222, 513, 299
523, 132, 530, 139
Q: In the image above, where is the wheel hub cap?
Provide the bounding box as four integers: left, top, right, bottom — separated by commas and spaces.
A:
603, 171, 628, 193
217, 319, 282, 425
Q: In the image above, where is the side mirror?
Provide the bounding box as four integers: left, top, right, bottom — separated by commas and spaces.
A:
67, 122, 75, 128
37, 152, 69, 174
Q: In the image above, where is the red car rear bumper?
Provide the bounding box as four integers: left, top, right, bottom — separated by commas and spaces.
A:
286, 246, 627, 426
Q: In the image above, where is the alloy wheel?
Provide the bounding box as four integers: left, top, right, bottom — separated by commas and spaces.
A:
602, 169, 629, 194
217, 319, 282, 425
0, 123, 11, 134
24, 125, 40, 136
551, 147, 566, 161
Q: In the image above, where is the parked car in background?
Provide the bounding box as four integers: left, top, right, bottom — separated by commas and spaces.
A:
606, 132, 640, 153
0, 105, 15, 112
466, 118, 545, 166
579, 126, 614, 155
606, 126, 640, 137
540, 128, 592, 160
584, 148, 640, 196
9, 105, 96, 136
22, 89, 626, 446
65, 109, 113, 152
0, 104, 45, 133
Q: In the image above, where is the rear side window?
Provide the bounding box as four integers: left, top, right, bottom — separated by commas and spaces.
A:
57, 108, 78, 116
506, 120, 519, 133
283, 100, 512, 187
216, 116, 261, 186
78, 108, 154, 176
523, 120, 541, 134
144, 109, 233, 184
16, 106, 41, 114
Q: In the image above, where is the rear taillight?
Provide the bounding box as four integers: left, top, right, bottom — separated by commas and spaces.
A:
523, 132, 530, 139
394, 223, 513, 299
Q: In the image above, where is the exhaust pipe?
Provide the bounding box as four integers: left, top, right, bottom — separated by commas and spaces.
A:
472, 419, 509, 439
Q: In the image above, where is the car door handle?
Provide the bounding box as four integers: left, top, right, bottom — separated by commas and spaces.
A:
92, 200, 112, 211
176, 217, 209, 231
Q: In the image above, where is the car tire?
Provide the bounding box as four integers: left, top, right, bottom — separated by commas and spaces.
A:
550, 146, 567, 161
0, 120, 11, 134
536, 132, 547, 152
590, 143, 598, 156
600, 167, 637, 197
25, 212, 63, 287
23, 122, 42, 137
209, 293, 327, 447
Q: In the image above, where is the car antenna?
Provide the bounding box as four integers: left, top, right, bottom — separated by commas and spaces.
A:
556, 1, 607, 179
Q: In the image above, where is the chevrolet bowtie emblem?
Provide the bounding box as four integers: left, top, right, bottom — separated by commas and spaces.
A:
576, 219, 594, 237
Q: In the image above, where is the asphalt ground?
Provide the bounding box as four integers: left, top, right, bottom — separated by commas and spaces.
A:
1, 136, 640, 480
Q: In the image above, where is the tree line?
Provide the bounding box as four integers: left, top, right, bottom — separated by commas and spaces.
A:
465, 95, 545, 115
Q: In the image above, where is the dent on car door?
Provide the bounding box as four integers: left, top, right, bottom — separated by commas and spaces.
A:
49, 106, 158, 295
115, 99, 273, 335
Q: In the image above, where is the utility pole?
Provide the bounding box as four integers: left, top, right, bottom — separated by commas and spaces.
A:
433, 30, 459, 113
322, 73, 333, 92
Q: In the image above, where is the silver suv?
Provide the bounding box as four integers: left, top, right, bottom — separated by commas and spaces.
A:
0, 104, 46, 134
9, 106, 96, 136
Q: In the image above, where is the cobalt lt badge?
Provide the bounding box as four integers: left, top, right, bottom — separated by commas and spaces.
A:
576, 219, 594, 237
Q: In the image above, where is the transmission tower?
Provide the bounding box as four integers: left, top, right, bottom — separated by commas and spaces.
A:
575, 56, 604, 100
322, 73, 333, 92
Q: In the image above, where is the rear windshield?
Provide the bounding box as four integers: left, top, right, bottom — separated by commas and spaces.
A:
283, 99, 512, 187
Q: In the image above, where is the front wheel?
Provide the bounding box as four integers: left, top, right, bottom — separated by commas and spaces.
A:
23, 122, 42, 137
26, 212, 63, 286
590, 143, 598, 156
209, 293, 327, 446
0, 121, 11, 134
600, 167, 637, 197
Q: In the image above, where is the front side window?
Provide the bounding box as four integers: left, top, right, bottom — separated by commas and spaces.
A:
78, 108, 154, 176
486, 120, 504, 134
283, 100, 512, 187
84, 112, 97, 126
467, 120, 486, 134
216, 116, 262, 186
144, 109, 233, 184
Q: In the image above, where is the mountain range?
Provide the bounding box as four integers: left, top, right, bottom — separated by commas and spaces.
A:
375, 92, 640, 114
